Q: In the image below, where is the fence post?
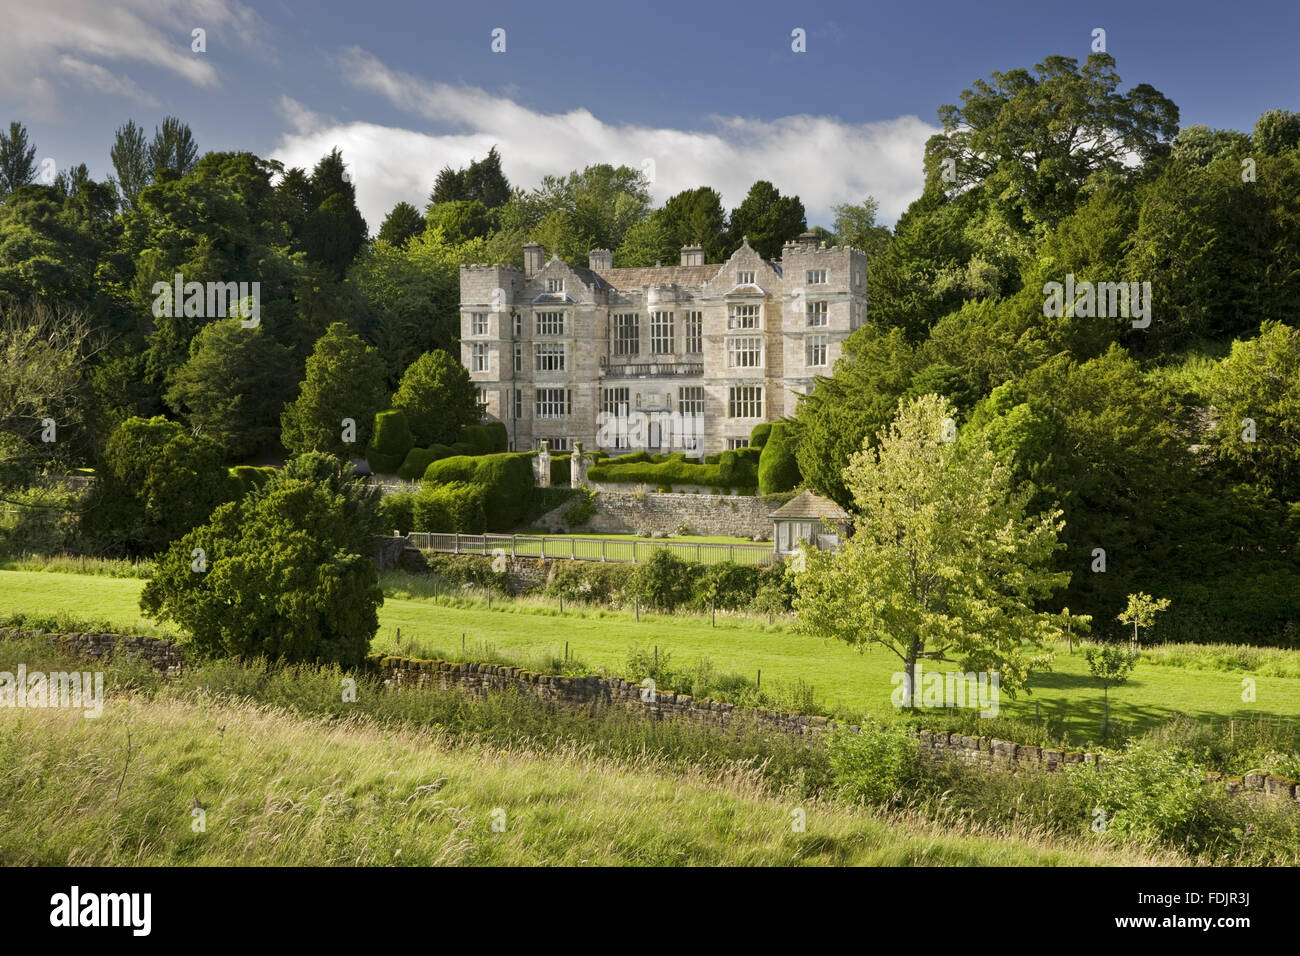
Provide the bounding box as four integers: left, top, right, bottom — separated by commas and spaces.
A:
453, 533, 460, 555
571, 538, 576, 561
696, 544, 701, 562
512, 535, 517, 558
729, 545, 734, 562
601, 539, 606, 562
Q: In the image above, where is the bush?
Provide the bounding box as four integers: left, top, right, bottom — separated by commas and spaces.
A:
366, 409, 414, 474
378, 491, 416, 534
140, 472, 381, 667
749, 423, 772, 448
448, 441, 476, 456
563, 490, 597, 528
545, 561, 634, 604
827, 724, 925, 805
693, 562, 761, 610
422, 554, 512, 594
758, 422, 801, 494
413, 481, 487, 533
628, 548, 695, 611
391, 349, 479, 446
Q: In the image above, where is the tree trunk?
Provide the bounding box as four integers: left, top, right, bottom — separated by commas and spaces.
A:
902, 651, 918, 709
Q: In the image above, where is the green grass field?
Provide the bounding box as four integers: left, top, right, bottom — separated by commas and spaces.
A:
417, 531, 771, 564
3, 568, 1298, 747
0, 694, 1176, 866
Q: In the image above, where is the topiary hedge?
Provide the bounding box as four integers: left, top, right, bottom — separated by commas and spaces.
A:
229, 465, 278, 498
397, 444, 454, 480
366, 409, 414, 474
757, 422, 801, 494
749, 423, 772, 448
424, 452, 535, 531
483, 421, 508, 453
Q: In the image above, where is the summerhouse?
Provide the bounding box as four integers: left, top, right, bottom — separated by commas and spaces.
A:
769, 490, 851, 556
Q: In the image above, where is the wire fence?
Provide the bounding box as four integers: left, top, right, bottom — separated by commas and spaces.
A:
407, 532, 774, 566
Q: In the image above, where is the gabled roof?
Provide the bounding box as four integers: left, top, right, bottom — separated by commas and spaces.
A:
594, 263, 722, 290
769, 489, 850, 522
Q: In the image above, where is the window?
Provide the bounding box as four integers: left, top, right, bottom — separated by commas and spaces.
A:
547, 437, 571, 451
513, 312, 523, 336
728, 386, 762, 419
806, 334, 828, 367
536, 311, 565, 335
536, 388, 569, 419
546, 278, 564, 293
726, 336, 762, 368
650, 311, 674, 355
513, 343, 523, 372
807, 301, 828, 327
477, 388, 489, 410
534, 343, 566, 372
602, 387, 630, 416
806, 270, 827, 285
855, 269, 865, 288
613, 313, 639, 356
472, 343, 488, 372
850, 300, 865, 331
471, 312, 489, 335
513, 388, 523, 419
728, 304, 759, 329
727, 437, 749, 449
685, 311, 703, 353
678, 386, 704, 416
737, 270, 755, 285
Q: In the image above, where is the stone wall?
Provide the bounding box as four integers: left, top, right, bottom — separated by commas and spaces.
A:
573, 490, 772, 538
0, 627, 184, 674
4, 626, 1297, 803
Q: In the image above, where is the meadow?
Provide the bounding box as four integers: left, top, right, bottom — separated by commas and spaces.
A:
2, 565, 1298, 748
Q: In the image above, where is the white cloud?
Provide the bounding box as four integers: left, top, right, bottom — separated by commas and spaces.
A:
271, 46, 936, 233
0, 0, 263, 118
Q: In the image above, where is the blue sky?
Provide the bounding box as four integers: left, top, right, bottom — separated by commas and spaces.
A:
4, 0, 1296, 229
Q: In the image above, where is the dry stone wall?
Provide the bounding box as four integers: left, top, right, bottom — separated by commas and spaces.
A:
0, 627, 184, 674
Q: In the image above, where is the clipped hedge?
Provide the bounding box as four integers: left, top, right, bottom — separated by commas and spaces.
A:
424, 452, 534, 531
366, 409, 414, 474
757, 422, 801, 494
550, 453, 571, 487
483, 421, 508, 453
459, 424, 492, 455
397, 444, 454, 480
413, 481, 486, 533
749, 423, 772, 448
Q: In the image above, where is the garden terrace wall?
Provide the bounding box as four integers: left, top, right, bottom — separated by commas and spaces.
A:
0, 627, 183, 674
557, 490, 772, 538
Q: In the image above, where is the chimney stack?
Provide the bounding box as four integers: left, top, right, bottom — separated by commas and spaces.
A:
589, 248, 612, 271
680, 245, 705, 266
524, 242, 544, 277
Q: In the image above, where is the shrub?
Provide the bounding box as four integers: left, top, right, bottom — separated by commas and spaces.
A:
391, 349, 479, 446
422, 554, 512, 594
378, 491, 416, 534
563, 490, 597, 528
140, 472, 381, 667
758, 422, 801, 494
396, 444, 453, 480
693, 562, 761, 610
448, 441, 476, 456
749, 423, 772, 448
413, 481, 487, 533
827, 724, 925, 805
546, 561, 634, 604
366, 409, 414, 474
628, 548, 695, 611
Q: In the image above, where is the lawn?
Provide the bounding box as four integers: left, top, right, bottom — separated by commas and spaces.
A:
415, 532, 771, 564
3, 568, 1298, 747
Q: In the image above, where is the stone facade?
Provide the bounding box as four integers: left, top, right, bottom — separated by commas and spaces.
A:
460, 235, 868, 455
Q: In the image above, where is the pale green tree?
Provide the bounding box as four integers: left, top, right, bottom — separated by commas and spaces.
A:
792, 393, 1079, 708
1117, 592, 1171, 650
